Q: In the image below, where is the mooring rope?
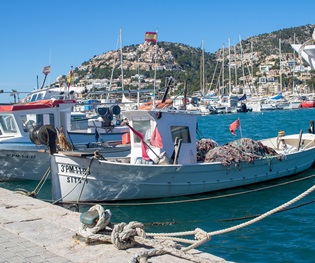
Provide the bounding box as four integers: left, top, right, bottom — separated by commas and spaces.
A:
75, 184, 315, 262
14, 167, 51, 198
57, 173, 315, 207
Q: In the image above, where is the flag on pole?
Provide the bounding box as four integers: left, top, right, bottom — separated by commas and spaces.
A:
150, 126, 163, 148
229, 119, 240, 135
126, 123, 150, 160
67, 68, 73, 88
42, 65, 51, 75
145, 32, 157, 43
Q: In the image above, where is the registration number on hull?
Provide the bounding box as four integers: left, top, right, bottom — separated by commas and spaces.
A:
60, 164, 87, 175
59, 164, 89, 184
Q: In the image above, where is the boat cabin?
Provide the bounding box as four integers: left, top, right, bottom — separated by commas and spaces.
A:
122, 109, 200, 164
0, 100, 75, 142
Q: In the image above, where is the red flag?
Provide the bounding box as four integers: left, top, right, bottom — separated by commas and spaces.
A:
145, 32, 157, 43
126, 123, 150, 160
150, 126, 163, 148
229, 119, 240, 135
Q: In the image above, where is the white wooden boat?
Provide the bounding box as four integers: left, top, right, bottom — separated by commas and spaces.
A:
50, 108, 315, 203
0, 99, 130, 181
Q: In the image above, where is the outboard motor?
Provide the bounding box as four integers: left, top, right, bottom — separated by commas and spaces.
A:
97, 105, 121, 127
241, 102, 247, 112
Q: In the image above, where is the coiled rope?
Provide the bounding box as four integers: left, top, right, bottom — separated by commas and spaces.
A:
75, 184, 315, 262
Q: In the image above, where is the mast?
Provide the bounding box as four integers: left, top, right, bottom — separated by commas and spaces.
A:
119, 28, 126, 101
293, 33, 296, 94
239, 35, 246, 89
251, 40, 254, 88
106, 33, 120, 100
153, 28, 158, 106
137, 55, 140, 107
228, 38, 231, 94
279, 38, 282, 93
202, 40, 205, 96
222, 43, 225, 94
234, 45, 238, 90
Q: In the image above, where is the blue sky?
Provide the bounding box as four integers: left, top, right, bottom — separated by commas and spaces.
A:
0, 0, 314, 103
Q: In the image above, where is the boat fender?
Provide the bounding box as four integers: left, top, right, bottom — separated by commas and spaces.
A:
308, 120, 314, 134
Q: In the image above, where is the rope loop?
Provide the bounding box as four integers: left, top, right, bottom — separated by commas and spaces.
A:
78, 204, 111, 237
111, 221, 145, 250
194, 228, 211, 242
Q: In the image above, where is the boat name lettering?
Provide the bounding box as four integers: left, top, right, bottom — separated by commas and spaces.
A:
66, 176, 87, 184
60, 164, 87, 175
6, 154, 36, 159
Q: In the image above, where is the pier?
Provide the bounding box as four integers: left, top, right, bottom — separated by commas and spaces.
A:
0, 188, 230, 263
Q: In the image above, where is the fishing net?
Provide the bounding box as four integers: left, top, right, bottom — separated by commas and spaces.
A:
196, 138, 219, 162
197, 138, 278, 166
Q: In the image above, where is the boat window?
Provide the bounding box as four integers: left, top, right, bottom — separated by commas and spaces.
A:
20, 113, 55, 132
30, 94, 37, 102
171, 126, 191, 143
71, 114, 88, 130
132, 120, 151, 143
0, 114, 18, 133
37, 93, 43, 100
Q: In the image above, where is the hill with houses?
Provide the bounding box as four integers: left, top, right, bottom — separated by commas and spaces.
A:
53, 24, 315, 100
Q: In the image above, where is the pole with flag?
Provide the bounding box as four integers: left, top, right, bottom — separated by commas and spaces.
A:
145, 29, 158, 107
67, 66, 73, 89
40, 65, 51, 89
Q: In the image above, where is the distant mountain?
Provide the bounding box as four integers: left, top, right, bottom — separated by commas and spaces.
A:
59, 24, 315, 97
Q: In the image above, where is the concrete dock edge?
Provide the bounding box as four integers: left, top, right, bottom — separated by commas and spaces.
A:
0, 187, 231, 262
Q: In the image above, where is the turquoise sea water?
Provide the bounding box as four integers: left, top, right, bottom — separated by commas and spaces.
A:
1, 108, 315, 263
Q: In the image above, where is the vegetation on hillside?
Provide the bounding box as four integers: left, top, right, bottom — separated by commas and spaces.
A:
70, 24, 315, 95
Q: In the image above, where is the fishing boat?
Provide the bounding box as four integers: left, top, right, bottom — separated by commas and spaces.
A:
0, 99, 130, 181
49, 107, 315, 203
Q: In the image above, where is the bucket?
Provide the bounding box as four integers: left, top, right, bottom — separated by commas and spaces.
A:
122, 132, 131, 144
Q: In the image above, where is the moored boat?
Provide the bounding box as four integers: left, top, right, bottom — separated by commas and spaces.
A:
0, 99, 130, 181
49, 108, 315, 203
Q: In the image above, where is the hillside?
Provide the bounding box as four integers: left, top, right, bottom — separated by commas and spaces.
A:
56, 24, 315, 98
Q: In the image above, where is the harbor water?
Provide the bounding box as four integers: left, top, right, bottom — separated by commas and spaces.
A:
1, 108, 315, 263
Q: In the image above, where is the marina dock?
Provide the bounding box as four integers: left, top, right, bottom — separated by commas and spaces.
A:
0, 188, 230, 263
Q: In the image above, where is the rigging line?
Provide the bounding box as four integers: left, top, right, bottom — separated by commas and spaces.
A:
220, 199, 315, 222
55, 173, 315, 207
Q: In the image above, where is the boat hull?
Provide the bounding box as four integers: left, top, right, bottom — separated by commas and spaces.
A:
51, 146, 315, 202
0, 146, 49, 181
0, 144, 130, 181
